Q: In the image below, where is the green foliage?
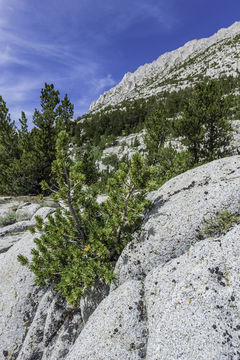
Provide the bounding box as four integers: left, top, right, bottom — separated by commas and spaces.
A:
101, 153, 119, 168
131, 136, 141, 148
17, 254, 29, 266
144, 106, 170, 165
32, 83, 74, 190
143, 104, 192, 189
197, 209, 240, 239
18, 131, 151, 305
147, 146, 192, 190
75, 143, 99, 186
0, 73, 239, 197
0, 84, 74, 195
0, 96, 19, 195
176, 79, 233, 163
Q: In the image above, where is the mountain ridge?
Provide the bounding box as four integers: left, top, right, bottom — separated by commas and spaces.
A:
89, 21, 240, 113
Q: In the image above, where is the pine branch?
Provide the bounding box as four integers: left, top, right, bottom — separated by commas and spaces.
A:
62, 162, 86, 244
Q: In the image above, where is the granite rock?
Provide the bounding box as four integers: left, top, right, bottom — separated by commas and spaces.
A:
0, 156, 240, 360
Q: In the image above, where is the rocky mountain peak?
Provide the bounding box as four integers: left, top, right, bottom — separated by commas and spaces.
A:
89, 21, 240, 113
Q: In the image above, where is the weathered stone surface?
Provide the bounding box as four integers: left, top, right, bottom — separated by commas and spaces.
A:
16, 203, 40, 221
0, 197, 12, 201
0, 230, 84, 360
31, 206, 56, 221
113, 155, 240, 287
144, 225, 240, 359
0, 232, 27, 254
67, 280, 148, 360
0, 205, 56, 254
0, 156, 240, 360
65, 223, 240, 360
17, 289, 84, 360
79, 280, 109, 323
0, 231, 44, 359
0, 219, 36, 237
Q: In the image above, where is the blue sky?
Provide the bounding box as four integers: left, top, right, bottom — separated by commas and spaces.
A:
0, 0, 239, 125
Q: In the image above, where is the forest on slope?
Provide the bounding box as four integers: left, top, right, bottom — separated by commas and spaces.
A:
0, 75, 239, 197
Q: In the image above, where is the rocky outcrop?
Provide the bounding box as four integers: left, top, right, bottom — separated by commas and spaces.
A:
143, 225, 240, 359
0, 156, 240, 359
16, 203, 41, 222
114, 155, 240, 286
89, 22, 240, 112
0, 198, 56, 254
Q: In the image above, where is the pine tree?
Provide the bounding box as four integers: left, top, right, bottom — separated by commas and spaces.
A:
18, 131, 151, 305
144, 107, 170, 165
13, 112, 41, 194
31, 83, 74, 191
0, 96, 19, 194
56, 94, 74, 135
32, 83, 60, 187
177, 79, 232, 163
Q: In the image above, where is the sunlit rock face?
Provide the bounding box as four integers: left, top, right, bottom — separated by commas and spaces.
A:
89, 22, 240, 113
65, 155, 240, 360
1, 156, 240, 359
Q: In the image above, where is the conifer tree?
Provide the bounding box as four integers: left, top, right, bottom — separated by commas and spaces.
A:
18, 131, 151, 305
76, 143, 99, 186
56, 94, 74, 135
32, 83, 60, 186
31, 83, 74, 191
0, 96, 19, 194
144, 107, 170, 165
13, 112, 40, 194
177, 79, 232, 163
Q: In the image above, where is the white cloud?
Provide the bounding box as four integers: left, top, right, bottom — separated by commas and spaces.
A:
96, 0, 175, 35
0, 78, 42, 102
75, 96, 91, 117
0, 0, 176, 122
0, 45, 28, 66
93, 74, 116, 92
74, 74, 116, 116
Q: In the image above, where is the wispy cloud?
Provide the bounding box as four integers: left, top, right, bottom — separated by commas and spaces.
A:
91, 74, 116, 93
91, 0, 175, 35
0, 76, 43, 102
0, 0, 176, 122
0, 45, 27, 66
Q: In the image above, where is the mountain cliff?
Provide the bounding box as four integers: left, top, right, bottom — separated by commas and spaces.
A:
89, 21, 240, 112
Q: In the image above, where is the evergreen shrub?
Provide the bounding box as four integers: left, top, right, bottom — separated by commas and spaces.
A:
18, 131, 151, 305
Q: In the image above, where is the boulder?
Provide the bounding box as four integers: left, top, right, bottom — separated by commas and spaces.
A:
66, 225, 240, 360
31, 206, 56, 221
0, 207, 56, 253
113, 155, 240, 287
16, 203, 40, 221
0, 232, 44, 358
0, 231, 84, 360
0, 232, 27, 254
0, 220, 36, 238
67, 280, 148, 360
0, 156, 240, 359
144, 225, 240, 359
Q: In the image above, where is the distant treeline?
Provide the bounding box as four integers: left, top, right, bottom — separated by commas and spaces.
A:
0, 75, 239, 196
73, 74, 240, 149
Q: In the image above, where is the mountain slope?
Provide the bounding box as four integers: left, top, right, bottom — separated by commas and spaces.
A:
89, 22, 240, 113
